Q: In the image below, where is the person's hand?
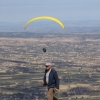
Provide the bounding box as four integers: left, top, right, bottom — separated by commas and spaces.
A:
42, 80, 44, 85
54, 88, 59, 91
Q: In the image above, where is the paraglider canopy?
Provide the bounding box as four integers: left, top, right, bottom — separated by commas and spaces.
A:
24, 16, 65, 29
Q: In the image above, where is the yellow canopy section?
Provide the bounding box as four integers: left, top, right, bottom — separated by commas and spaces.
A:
24, 16, 65, 29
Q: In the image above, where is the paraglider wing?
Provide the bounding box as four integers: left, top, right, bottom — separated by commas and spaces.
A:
24, 16, 65, 29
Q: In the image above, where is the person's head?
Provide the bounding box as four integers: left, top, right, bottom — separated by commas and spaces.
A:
45, 62, 52, 71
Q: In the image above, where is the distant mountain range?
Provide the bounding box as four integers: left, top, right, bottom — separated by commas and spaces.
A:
0, 20, 100, 33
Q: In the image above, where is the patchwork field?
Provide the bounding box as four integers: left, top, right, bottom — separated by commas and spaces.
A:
0, 33, 100, 100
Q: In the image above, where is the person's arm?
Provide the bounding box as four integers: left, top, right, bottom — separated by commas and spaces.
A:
42, 73, 47, 86
53, 71, 59, 89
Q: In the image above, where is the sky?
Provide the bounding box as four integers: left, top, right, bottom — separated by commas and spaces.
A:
0, 0, 100, 23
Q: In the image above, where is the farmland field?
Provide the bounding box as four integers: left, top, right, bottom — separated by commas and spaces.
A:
0, 32, 100, 100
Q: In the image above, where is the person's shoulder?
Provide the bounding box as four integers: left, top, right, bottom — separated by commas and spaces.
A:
51, 68, 57, 72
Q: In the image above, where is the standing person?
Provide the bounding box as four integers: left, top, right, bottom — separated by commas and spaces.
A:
42, 62, 59, 100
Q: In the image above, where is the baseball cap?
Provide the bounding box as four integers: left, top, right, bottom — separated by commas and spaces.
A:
45, 62, 52, 66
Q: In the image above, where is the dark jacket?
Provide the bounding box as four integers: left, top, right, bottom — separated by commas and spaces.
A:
43, 68, 59, 89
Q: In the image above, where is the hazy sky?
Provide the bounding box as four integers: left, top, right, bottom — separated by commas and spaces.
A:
0, 0, 100, 23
